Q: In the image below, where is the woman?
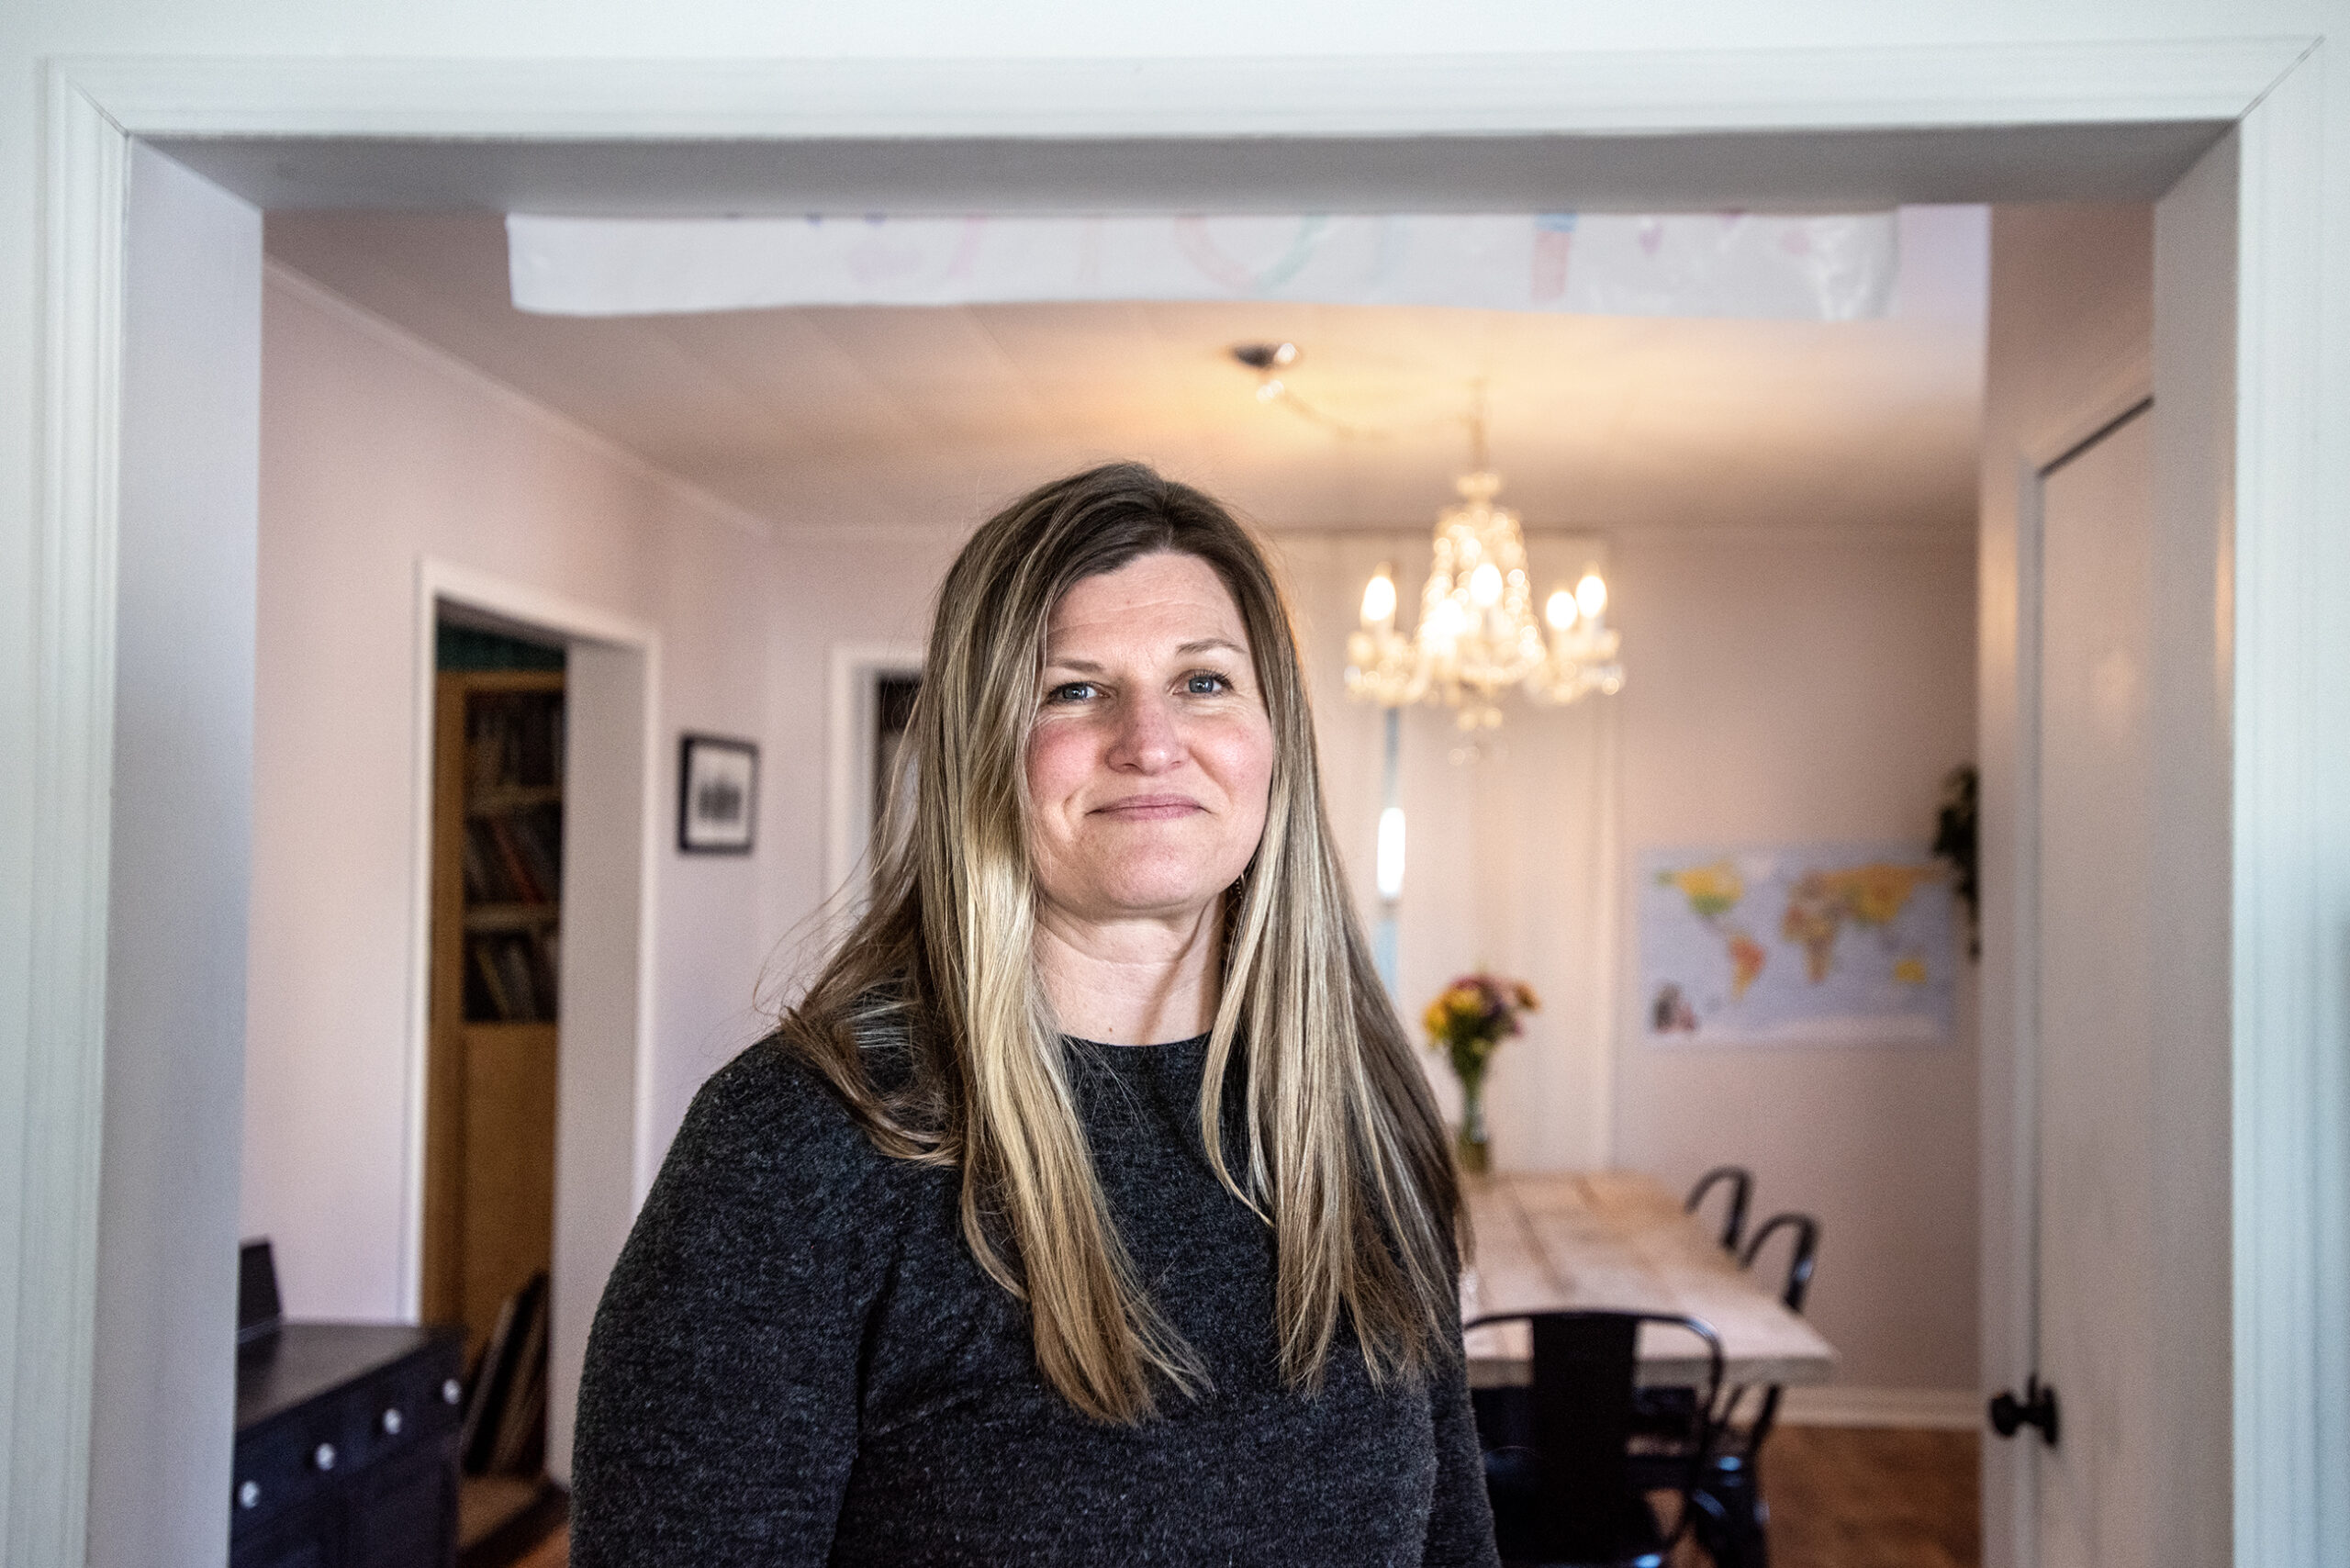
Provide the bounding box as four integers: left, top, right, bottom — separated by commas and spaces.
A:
572, 464, 1497, 1566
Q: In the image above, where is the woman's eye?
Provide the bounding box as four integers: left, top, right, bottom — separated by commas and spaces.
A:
1046, 681, 1096, 704
1184, 671, 1231, 696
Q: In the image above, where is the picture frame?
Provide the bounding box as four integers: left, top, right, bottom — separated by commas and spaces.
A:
678, 734, 758, 854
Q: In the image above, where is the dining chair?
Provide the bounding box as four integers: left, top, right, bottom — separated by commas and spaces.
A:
1626, 1167, 1755, 1450
1683, 1213, 1822, 1568
1468, 1310, 1725, 1568
1684, 1165, 1753, 1253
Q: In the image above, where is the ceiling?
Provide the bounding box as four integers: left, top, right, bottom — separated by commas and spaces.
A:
263, 210, 1986, 537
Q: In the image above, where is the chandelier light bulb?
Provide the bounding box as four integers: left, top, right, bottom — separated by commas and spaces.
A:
1575, 571, 1609, 622
1545, 588, 1577, 630
1469, 562, 1504, 609
1360, 571, 1397, 628
1257, 378, 1285, 401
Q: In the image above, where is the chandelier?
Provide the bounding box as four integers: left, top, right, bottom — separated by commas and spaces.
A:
1345, 428, 1623, 730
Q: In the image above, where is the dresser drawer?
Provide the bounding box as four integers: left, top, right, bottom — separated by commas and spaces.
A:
234, 1324, 464, 1568
324, 1340, 463, 1477
232, 1401, 347, 1534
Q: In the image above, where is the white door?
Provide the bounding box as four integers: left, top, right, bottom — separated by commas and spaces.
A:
2030, 403, 2155, 1568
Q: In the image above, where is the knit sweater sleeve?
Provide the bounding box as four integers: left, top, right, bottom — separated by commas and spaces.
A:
568, 1042, 897, 1568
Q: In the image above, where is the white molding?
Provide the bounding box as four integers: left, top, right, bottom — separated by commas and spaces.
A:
13, 73, 125, 1568
1778, 1384, 1983, 1431
17, 40, 2341, 1567
55, 42, 2311, 140
2228, 55, 2344, 1567
425, 556, 668, 655
402, 560, 664, 1316
265, 260, 775, 543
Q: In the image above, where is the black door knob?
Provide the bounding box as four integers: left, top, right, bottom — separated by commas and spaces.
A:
1988, 1374, 2060, 1446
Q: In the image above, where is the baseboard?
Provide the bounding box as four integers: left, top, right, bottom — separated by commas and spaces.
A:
1775, 1385, 1982, 1431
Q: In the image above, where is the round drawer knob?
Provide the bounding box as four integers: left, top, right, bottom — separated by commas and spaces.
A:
312, 1442, 337, 1472
380, 1407, 404, 1436
442, 1378, 463, 1406
237, 1480, 261, 1510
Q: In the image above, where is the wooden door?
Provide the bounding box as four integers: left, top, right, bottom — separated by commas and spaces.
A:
2032, 405, 2155, 1567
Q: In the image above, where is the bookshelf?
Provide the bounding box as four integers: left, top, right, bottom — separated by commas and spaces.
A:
424, 667, 563, 1383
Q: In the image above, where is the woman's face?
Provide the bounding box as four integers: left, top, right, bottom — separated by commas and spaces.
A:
1026, 551, 1276, 930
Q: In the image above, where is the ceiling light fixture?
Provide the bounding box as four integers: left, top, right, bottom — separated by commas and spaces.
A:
1345, 400, 1623, 731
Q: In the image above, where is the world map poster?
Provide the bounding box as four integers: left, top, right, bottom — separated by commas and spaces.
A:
1639, 844, 1957, 1046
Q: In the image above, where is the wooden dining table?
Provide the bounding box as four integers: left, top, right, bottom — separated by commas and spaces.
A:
1461, 1170, 1838, 1389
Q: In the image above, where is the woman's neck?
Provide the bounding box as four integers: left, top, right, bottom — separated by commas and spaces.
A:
1034, 895, 1223, 1046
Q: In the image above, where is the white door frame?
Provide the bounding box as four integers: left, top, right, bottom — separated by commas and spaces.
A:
21, 40, 2342, 1565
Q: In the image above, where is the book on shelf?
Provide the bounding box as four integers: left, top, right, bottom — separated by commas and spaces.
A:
466, 931, 558, 1024
460, 828, 497, 903
465, 691, 567, 796
462, 812, 562, 909
497, 937, 541, 1022
508, 805, 562, 900
484, 817, 544, 905
471, 941, 515, 1021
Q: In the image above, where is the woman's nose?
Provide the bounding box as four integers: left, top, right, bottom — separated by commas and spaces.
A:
1106, 693, 1183, 771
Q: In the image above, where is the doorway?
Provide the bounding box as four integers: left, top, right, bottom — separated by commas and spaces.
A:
32, 49, 2331, 1568
411, 562, 663, 1500
424, 619, 567, 1554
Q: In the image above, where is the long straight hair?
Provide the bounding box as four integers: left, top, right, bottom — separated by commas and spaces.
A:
778, 463, 1461, 1422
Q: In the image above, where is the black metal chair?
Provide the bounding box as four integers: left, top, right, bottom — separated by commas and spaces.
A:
1469, 1310, 1725, 1568
1684, 1165, 1752, 1253
1681, 1213, 1822, 1568
1627, 1168, 1755, 1449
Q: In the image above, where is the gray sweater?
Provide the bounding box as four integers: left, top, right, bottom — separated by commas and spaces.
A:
571, 1031, 1499, 1566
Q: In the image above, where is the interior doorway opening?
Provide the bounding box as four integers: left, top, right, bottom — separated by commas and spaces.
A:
408, 564, 663, 1504
50, 49, 2331, 1568
424, 616, 568, 1558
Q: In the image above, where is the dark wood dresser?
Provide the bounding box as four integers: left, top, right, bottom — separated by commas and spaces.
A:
231, 1323, 466, 1568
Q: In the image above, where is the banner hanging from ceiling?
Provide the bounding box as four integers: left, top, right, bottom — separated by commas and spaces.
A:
506, 210, 1898, 321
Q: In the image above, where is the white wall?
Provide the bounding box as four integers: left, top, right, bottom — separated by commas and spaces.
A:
1611, 530, 1981, 1400
243, 265, 774, 1319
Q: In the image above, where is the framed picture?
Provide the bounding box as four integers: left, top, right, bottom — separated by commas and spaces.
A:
678, 734, 758, 854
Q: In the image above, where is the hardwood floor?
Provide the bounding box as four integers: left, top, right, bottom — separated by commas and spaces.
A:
521, 1427, 1978, 1568
1677, 1426, 1982, 1568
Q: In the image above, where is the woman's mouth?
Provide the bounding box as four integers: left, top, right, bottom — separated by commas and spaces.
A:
1092, 794, 1203, 821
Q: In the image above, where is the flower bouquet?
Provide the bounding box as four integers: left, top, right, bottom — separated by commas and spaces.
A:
1422, 973, 1539, 1176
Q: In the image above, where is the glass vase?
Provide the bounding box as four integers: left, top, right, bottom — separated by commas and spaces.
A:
1456, 1074, 1491, 1176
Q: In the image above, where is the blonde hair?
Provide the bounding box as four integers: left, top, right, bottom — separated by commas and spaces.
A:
778, 463, 1460, 1422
